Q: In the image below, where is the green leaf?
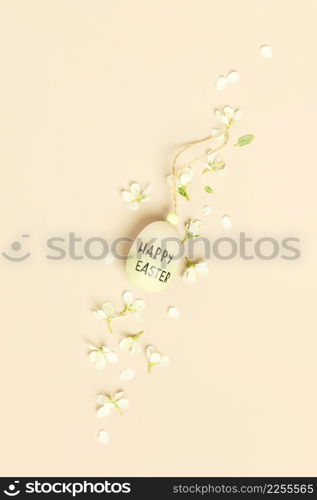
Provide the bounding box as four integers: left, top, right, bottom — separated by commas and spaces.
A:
204, 185, 213, 194
178, 186, 190, 201
234, 134, 255, 147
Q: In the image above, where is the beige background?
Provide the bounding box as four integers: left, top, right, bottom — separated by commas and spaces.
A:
0, 0, 316, 477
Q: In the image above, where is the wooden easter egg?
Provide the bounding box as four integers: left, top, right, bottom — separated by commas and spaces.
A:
125, 214, 182, 293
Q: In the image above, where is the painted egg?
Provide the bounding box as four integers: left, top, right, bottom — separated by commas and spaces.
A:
125, 215, 182, 293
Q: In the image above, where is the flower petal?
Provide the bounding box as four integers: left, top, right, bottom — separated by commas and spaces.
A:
150, 352, 161, 363
183, 267, 196, 283
97, 404, 113, 417
223, 105, 234, 117
98, 429, 109, 444
94, 309, 106, 320
215, 75, 227, 91
95, 358, 106, 370
106, 351, 118, 364
146, 345, 155, 360
167, 306, 180, 319
130, 183, 141, 195
123, 291, 134, 305
133, 299, 145, 311
226, 70, 240, 84
222, 214, 232, 229
234, 109, 242, 121
159, 355, 170, 366
195, 261, 209, 276
122, 190, 134, 202
120, 337, 134, 351
117, 398, 130, 409
206, 152, 216, 163
89, 351, 98, 363
104, 251, 115, 264
142, 185, 151, 196
120, 368, 135, 380
103, 302, 114, 316
260, 44, 272, 58
202, 205, 213, 215
97, 394, 107, 405
179, 167, 194, 185
166, 174, 174, 186
128, 201, 139, 210
113, 391, 124, 401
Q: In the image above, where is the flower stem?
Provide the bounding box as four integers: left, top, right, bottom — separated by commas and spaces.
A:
107, 318, 113, 333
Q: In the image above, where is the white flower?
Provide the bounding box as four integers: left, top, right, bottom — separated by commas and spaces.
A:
97, 391, 129, 417
98, 429, 110, 444
166, 167, 194, 201
182, 260, 209, 283
122, 183, 151, 211
203, 152, 226, 175
184, 219, 203, 240
93, 301, 117, 333
167, 306, 180, 319
120, 368, 135, 380
215, 105, 241, 129
122, 291, 145, 318
88, 345, 118, 370
146, 345, 170, 372
202, 205, 213, 216
119, 330, 143, 354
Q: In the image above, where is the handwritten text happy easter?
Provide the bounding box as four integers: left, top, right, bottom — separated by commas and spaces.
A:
135, 241, 174, 282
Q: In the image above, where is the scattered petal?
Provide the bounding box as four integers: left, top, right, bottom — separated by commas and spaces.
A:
104, 251, 115, 264
167, 306, 180, 319
98, 430, 110, 444
215, 75, 227, 91
120, 368, 135, 380
227, 70, 240, 84
122, 290, 134, 305
202, 205, 213, 215
222, 215, 232, 229
260, 44, 272, 58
